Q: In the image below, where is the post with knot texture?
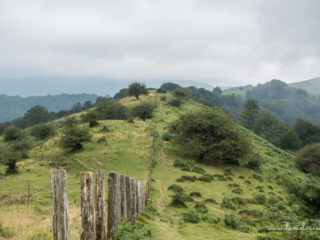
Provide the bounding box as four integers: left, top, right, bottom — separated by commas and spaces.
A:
95, 170, 106, 240
80, 172, 95, 240
107, 171, 121, 240
50, 169, 70, 240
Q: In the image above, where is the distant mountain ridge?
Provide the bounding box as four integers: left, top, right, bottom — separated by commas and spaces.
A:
290, 76, 320, 95
0, 93, 98, 122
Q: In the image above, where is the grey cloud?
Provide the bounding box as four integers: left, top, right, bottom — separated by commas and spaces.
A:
0, 0, 319, 88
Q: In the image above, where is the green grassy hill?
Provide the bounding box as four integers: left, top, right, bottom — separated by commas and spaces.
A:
0, 91, 319, 240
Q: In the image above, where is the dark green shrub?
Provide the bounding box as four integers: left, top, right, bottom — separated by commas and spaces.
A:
191, 167, 205, 174
169, 98, 182, 107
178, 175, 197, 182
245, 180, 251, 184
31, 124, 55, 140
160, 96, 166, 101
189, 192, 202, 197
198, 174, 213, 182
194, 201, 208, 213
181, 167, 191, 172
204, 198, 217, 204
173, 87, 191, 98
221, 197, 236, 210
231, 197, 246, 206
162, 132, 176, 141
296, 143, 320, 177
232, 188, 243, 194
168, 184, 183, 193
157, 88, 167, 93
238, 175, 245, 179
100, 125, 109, 132
3, 125, 23, 142
252, 174, 264, 182
97, 136, 107, 144
172, 108, 251, 164
254, 194, 266, 205
116, 219, 151, 240
132, 102, 155, 121
81, 111, 99, 127
170, 191, 193, 208
239, 209, 262, 218
246, 159, 261, 170
59, 118, 91, 150
95, 100, 128, 120
224, 214, 240, 230
182, 209, 201, 223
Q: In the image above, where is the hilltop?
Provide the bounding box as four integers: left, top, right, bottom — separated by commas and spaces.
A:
0, 90, 319, 240
290, 77, 320, 95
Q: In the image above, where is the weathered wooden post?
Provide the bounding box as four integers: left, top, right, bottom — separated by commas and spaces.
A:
129, 178, 137, 224
95, 170, 105, 240
140, 186, 145, 212
80, 172, 95, 240
107, 172, 121, 240
136, 181, 141, 214
50, 169, 70, 240
125, 176, 131, 220
120, 174, 127, 220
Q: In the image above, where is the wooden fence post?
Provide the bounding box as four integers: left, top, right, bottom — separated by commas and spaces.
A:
107, 172, 121, 240
140, 186, 145, 212
136, 181, 141, 214
95, 170, 105, 240
80, 172, 95, 240
129, 178, 137, 224
125, 176, 131, 220
120, 174, 127, 220
50, 169, 70, 240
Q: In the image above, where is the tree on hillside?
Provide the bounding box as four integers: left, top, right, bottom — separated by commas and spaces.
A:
3, 125, 24, 142
255, 111, 279, 143
160, 82, 181, 92
132, 102, 155, 121
279, 128, 301, 150
23, 105, 51, 127
127, 82, 148, 100
0, 146, 22, 173
31, 124, 55, 140
294, 119, 320, 146
95, 100, 128, 120
114, 88, 128, 99
239, 99, 259, 130
296, 143, 320, 177
59, 117, 91, 150
212, 87, 222, 96
172, 108, 251, 164
81, 111, 99, 127
173, 88, 191, 98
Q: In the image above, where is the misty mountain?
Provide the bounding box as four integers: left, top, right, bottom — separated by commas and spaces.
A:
290, 77, 320, 95
0, 94, 98, 122
0, 77, 213, 97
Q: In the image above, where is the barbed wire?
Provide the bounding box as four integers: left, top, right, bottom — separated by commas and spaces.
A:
0, 184, 50, 208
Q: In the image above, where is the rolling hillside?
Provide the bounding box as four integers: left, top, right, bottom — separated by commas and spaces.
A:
290, 77, 320, 95
0, 91, 319, 240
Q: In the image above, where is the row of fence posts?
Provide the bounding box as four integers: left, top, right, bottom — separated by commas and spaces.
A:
50, 169, 147, 240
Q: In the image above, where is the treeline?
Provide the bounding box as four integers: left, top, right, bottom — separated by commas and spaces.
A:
154, 82, 320, 152
239, 99, 320, 151
0, 96, 110, 135
0, 93, 99, 122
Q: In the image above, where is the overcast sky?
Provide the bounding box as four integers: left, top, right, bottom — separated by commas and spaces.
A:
0, 0, 319, 88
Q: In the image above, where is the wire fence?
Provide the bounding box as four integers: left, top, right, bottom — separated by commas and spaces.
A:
0, 181, 81, 208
